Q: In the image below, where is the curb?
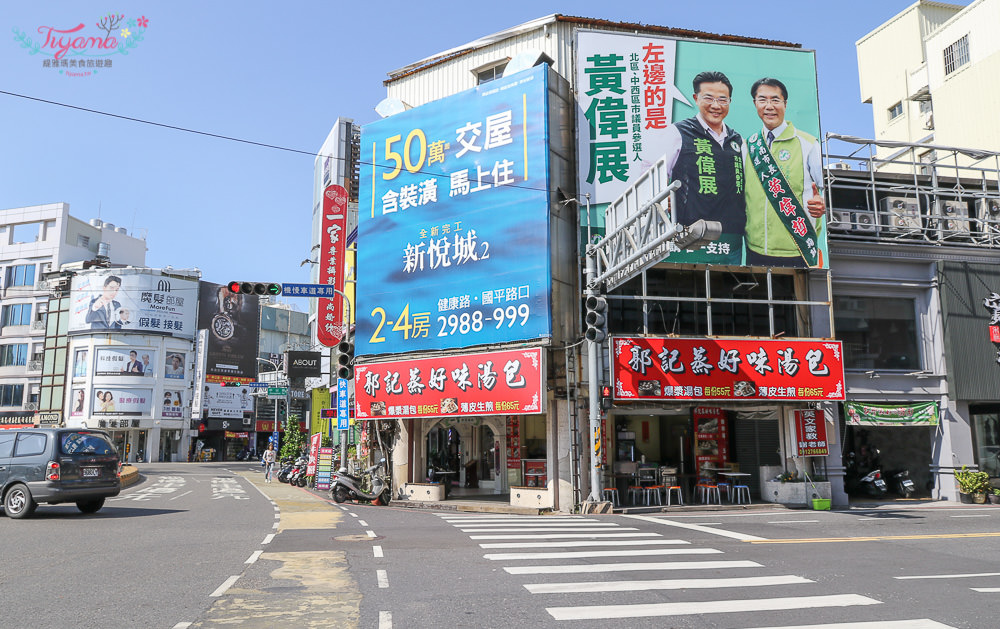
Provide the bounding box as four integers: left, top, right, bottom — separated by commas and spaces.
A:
119, 466, 141, 488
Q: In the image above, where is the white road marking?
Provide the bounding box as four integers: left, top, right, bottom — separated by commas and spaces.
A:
546, 594, 880, 621
479, 539, 689, 549
690, 522, 722, 525
453, 521, 610, 527
378, 611, 392, 629
971, 587, 1000, 592
262, 534, 274, 544
525, 574, 812, 594
746, 620, 956, 629
895, 572, 1000, 580
857, 517, 903, 521
350, 513, 358, 518
460, 527, 634, 533
505, 559, 761, 575
376, 569, 389, 588
622, 514, 768, 541
272, 522, 279, 529
169, 490, 193, 500
367, 530, 377, 538
484, 548, 722, 561
358, 520, 368, 526
172, 623, 192, 629
245, 550, 263, 564
210, 575, 241, 598
950, 514, 992, 518
443, 517, 588, 523
373, 545, 384, 558
767, 520, 820, 524
470, 532, 660, 540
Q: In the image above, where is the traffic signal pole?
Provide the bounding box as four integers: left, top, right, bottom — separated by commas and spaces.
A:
584, 249, 603, 503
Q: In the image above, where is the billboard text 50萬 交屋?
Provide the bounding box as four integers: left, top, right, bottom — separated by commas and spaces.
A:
357, 64, 553, 357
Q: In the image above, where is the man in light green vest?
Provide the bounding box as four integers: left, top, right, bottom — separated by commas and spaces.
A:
743, 77, 826, 268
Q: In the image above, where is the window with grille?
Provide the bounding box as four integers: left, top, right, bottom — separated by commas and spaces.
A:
476, 61, 509, 85
944, 34, 970, 75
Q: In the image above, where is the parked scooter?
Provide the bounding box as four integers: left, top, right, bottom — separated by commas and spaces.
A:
276, 458, 296, 483
845, 450, 888, 497
330, 458, 390, 505
287, 454, 310, 487
887, 469, 916, 498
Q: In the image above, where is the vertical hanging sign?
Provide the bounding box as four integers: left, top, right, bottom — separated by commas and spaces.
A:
318, 185, 349, 347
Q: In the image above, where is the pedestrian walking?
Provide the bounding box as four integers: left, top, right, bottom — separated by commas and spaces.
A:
262, 444, 276, 483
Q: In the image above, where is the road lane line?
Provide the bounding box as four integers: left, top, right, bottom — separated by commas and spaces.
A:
367, 530, 377, 538
972, 587, 1000, 592
169, 490, 193, 500
470, 532, 660, 540
896, 572, 1000, 580
378, 611, 392, 629
350, 513, 358, 518
546, 594, 879, 621
525, 574, 812, 594
479, 539, 689, 549
950, 514, 991, 518
485, 548, 722, 561
746, 620, 956, 628
210, 576, 241, 597
245, 550, 263, 564
460, 527, 634, 533
172, 623, 192, 628
359, 520, 369, 526
453, 521, 610, 527
753, 532, 1000, 545
857, 517, 903, 521
376, 570, 389, 588
272, 522, 279, 529
373, 545, 384, 558
505, 560, 761, 575
767, 520, 820, 524
622, 514, 768, 541
262, 534, 274, 544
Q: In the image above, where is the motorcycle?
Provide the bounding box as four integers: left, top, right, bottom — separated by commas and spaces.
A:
330, 458, 390, 505
276, 458, 296, 483
287, 455, 310, 487
845, 450, 888, 498
887, 469, 916, 498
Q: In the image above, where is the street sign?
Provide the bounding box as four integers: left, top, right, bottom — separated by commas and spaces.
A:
247, 382, 268, 389
281, 283, 338, 298
337, 378, 349, 430
267, 387, 288, 399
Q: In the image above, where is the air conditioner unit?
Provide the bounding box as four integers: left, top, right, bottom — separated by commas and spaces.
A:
936, 200, 972, 241
879, 196, 922, 236
976, 198, 1000, 244
829, 209, 854, 231
853, 210, 877, 233
24, 402, 38, 411
922, 111, 934, 130
831, 162, 852, 171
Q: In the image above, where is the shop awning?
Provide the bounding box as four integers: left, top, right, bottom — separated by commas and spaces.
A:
845, 401, 939, 426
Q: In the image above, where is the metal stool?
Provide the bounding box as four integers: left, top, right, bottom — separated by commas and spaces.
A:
732, 484, 751, 505
627, 485, 644, 506
717, 482, 730, 502
602, 487, 620, 506
701, 484, 721, 505
666, 485, 684, 506
645, 484, 664, 506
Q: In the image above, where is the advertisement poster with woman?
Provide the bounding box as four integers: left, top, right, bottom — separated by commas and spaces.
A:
91, 388, 151, 416
70, 388, 86, 416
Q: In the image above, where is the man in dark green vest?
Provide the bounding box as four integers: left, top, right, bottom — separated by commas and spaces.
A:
743, 77, 826, 268
658, 71, 746, 265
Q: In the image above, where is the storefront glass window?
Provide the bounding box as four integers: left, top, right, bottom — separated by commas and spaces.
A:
835, 296, 920, 370
973, 410, 1000, 477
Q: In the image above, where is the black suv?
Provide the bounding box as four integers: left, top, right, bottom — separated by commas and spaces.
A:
0, 428, 121, 518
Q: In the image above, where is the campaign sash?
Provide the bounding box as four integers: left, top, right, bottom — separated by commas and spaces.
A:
746, 132, 820, 267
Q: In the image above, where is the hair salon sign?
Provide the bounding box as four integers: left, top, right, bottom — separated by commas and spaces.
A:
13, 13, 149, 76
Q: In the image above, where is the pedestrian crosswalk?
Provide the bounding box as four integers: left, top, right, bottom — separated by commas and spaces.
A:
437, 513, 958, 628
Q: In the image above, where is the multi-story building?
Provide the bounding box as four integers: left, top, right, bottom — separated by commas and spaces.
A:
857, 0, 1000, 163
1, 203, 146, 430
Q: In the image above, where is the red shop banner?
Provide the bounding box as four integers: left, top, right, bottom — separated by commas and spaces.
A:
793, 409, 829, 457
612, 336, 845, 402
317, 184, 348, 347
355, 347, 545, 420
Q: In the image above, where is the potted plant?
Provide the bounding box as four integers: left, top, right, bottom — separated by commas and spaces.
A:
955, 466, 990, 503
989, 488, 1000, 505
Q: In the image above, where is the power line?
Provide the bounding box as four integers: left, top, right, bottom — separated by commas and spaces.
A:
0, 89, 563, 197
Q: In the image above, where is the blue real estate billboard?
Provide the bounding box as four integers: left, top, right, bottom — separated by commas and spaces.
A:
357, 64, 552, 356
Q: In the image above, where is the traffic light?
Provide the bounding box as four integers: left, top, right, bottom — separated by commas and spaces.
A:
600, 385, 613, 412
226, 281, 282, 296
276, 400, 287, 428
585, 295, 608, 343
337, 338, 354, 380
221, 382, 241, 388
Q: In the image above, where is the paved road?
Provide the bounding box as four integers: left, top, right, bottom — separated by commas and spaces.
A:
7, 464, 1000, 628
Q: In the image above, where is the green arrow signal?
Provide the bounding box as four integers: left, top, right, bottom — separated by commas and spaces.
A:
267, 283, 281, 295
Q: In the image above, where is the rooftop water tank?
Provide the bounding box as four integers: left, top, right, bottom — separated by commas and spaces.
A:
89, 218, 103, 228
102, 222, 115, 231
97, 242, 111, 258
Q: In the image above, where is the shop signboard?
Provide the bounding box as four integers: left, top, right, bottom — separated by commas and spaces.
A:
162, 390, 185, 418
611, 336, 845, 401
68, 270, 198, 338
197, 281, 261, 384
91, 388, 151, 416
202, 382, 254, 419
286, 351, 322, 378
576, 30, 826, 269
315, 446, 334, 490
505, 416, 521, 470
693, 406, 729, 469
307, 432, 322, 476
354, 347, 545, 420
0, 412, 35, 429
95, 347, 158, 377
317, 185, 349, 347
255, 420, 306, 433
357, 64, 552, 356
793, 409, 828, 456
845, 401, 939, 426
164, 352, 186, 379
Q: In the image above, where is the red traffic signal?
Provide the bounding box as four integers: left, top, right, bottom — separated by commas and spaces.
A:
600, 385, 613, 412
226, 282, 282, 295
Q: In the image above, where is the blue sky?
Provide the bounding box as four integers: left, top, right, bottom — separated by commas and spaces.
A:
1, 1, 964, 304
